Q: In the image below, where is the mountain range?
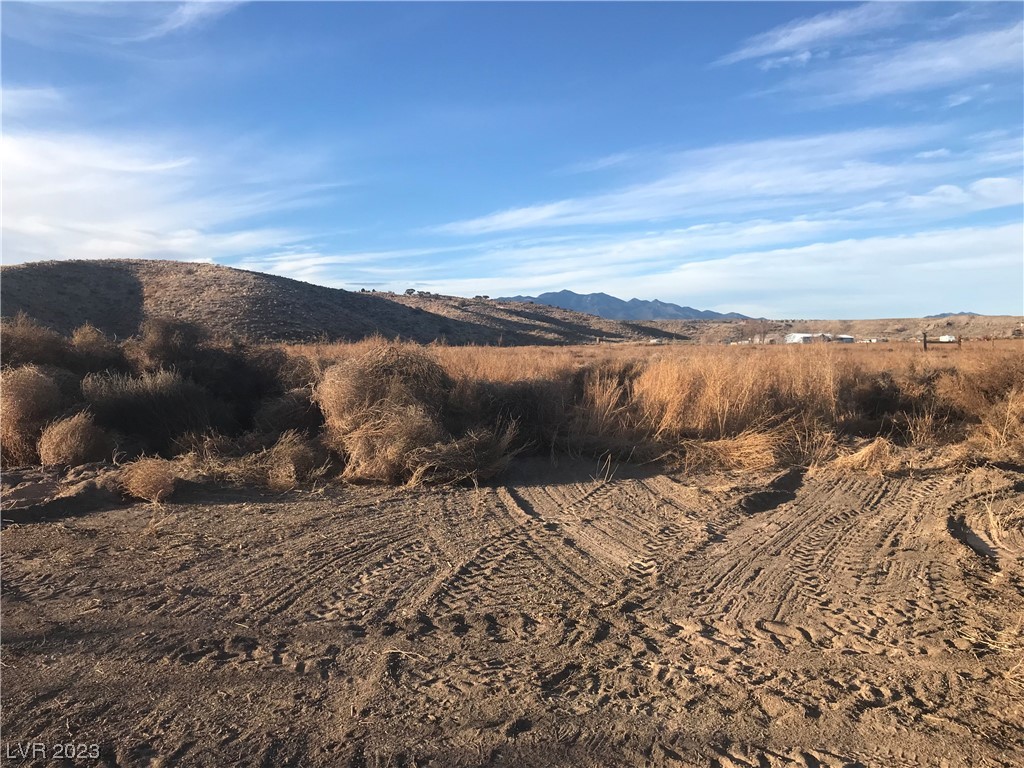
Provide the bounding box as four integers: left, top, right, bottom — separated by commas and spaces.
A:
499, 290, 750, 321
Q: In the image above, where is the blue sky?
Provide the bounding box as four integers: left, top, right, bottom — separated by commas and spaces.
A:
3, 1, 1022, 318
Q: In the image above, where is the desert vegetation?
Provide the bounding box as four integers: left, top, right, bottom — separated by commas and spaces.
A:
1, 313, 1022, 499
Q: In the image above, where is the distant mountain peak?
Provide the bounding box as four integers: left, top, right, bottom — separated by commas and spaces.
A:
497, 289, 750, 321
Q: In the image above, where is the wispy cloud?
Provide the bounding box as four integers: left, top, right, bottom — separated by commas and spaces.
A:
559, 151, 640, 175
717, 3, 906, 66
2, 1, 241, 49
1, 86, 65, 119
780, 22, 1023, 104
412, 223, 1024, 318
131, 1, 242, 42
435, 126, 1019, 236
1, 127, 332, 265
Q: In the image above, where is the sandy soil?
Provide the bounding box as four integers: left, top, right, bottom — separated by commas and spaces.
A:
2, 459, 1022, 767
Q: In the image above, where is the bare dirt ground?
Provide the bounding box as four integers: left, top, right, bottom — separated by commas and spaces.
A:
2, 459, 1023, 767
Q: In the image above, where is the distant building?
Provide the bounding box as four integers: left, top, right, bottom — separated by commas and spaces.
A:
937, 334, 957, 343
785, 332, 832, 344
836, 335, 855, 344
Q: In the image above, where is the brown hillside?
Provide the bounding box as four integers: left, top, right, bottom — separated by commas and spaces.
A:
0, 260, 685, 345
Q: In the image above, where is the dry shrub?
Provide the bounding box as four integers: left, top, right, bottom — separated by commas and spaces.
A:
82, 370, 220, 453
125, 320, 286, 426
264, 430, 326, 490
274, 351, 319, 390
0, 365, 62, 466
69, 324, 126, 372
176, 430, 326, 490
121, 457, 177, 503
252, 387, 322, 436
786, 416, 840, 467
567, 362, 656, 460
316, 341, 452, 438
38, 412, 113, 467
35, 365, 84, 406
407, 425, 519, 486
125, 318, 207, 372
340, 402, 447, 483
0, 312, 71, 368
832, 437, 900, 475
313, 344, 512, 487
968, 388, 1024, 462
681, 428, 787, 473
445, 372, 577, 453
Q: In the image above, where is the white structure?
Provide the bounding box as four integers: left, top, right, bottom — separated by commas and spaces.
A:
938, 334, 957, 343
836, 335, 855, 344
785, 332, 831, 344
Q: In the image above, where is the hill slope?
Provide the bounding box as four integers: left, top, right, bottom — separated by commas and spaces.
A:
0, 260, 688, 345
500, 289, 749, 320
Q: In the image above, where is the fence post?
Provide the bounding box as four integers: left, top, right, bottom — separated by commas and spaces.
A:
922, 332, 928, 352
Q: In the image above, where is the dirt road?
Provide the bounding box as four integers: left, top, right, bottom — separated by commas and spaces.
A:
2, 460, 1022, 767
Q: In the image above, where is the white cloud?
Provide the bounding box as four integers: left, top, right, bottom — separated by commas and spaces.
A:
915, 148, 951, 160
1, 1, 241, 49
2, 87, 65, 119
717, 3, 905, 65
757, 50, 813, 71
132, 1, 241, 42
784, 22, 1023, 104
560, 152, 639, 174
1, 129, 326, 265
435, 126, 1017, 235
415, 223, 1024, 318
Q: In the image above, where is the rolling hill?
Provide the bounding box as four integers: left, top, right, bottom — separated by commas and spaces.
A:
0, 260, 690, 346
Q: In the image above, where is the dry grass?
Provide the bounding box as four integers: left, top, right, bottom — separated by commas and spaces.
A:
69, 324, 125, 371
682, 428, 788, 473
407, 425, 519, 486
831, 437, 901, 475
177, 430, 327, 490
3, 320, 1022, 482
121, 457, 178, 503
0, 365, 63, 466
82, 370, 218, 453
0, 313, 70, 368
38, 412, 113, 467
252, 387, 322, 436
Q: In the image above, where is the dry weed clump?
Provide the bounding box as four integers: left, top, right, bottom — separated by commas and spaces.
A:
263, 431, 326, 490
566, 362, 656, 460
316, 342, 519, 484
316, 342, 452, 435
831, 437, 901, 475
38, 412, 113, 467
0, 365, 63, 466
69, 324, 126, 372
252, 387, 323, 436
339, 402, 448, 483
0, 313, 71, 368
82, 370, 219, 452
966, 388, 1024, 463
175, 431, 326, 490
121, 457, 178, 503
681, 428, 788, 473
406, 425, 519, 486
